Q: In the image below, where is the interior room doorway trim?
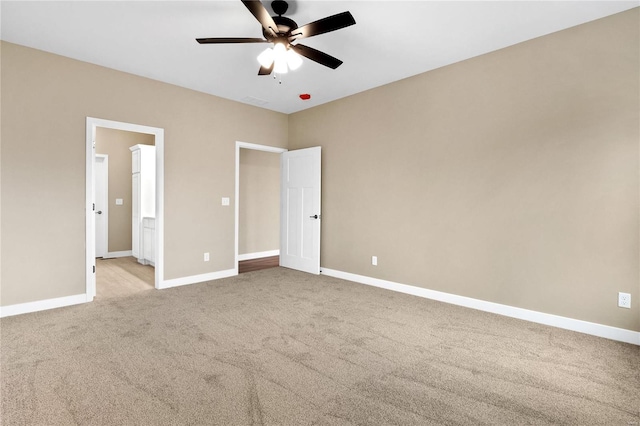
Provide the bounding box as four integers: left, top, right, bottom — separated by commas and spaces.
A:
86, 117, 165, 299
235, 141, 287, 274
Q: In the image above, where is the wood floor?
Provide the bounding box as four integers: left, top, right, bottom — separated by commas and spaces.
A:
96, 256, 154, 299
238, 255, 279, 274
96, 256, 276, 298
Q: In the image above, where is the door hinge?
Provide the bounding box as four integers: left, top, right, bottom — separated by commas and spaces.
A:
93, 265, 96, 273
93, 203, 95, 211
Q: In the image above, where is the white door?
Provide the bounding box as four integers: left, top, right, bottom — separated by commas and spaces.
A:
280, 147, 321, 274
95, 155, 108, 258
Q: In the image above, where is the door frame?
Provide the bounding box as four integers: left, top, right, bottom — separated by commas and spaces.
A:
95, 154, 109, 258
86, 117, 165, 299
234, 141, 287, 273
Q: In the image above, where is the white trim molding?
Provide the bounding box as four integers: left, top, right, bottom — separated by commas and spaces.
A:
238, 250, 280, 261
159, 269, 237, 290
320, 268, 640, 346
86, 117, 165, 300
0, 294, 88, 318
103, 250, 133, 259
0, 268, 234, 317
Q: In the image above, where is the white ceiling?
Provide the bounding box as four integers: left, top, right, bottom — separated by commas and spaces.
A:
1, 1, 637, 114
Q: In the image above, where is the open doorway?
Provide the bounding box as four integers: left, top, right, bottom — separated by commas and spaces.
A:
86, 117, 164, 301
94, 128, 155, 298
235, 142, 287, 273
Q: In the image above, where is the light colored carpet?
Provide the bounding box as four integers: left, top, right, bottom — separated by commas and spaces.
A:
1, 267, 639, 425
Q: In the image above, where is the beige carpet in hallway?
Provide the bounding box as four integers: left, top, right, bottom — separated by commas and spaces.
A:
1, 267, 639, 425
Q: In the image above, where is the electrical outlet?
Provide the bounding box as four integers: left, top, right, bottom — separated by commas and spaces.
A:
372, 256, 377, 266
204, 252, 210, 262
618, 292, 631, 309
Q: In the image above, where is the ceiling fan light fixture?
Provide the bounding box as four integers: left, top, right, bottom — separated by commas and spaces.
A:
286, 48, 303, 71
257, 47, 275, 68
273, 43, 289, 74
274, 58, 289, 74
198, 1, 355, 76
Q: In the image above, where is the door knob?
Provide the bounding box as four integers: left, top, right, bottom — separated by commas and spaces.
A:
96, 211, 103, 215
310, 214, 319, 219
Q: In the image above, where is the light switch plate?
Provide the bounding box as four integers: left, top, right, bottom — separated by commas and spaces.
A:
115, 198, 123, 205
222, 197, 230, 206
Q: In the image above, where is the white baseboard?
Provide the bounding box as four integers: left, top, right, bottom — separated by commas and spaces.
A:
136, 257, 154, 267
0, 294, 88, 318
238, 250, 280, 261
0, 268, 238, 317
159, 268, 237, 290
320, 268, 640, 346
103, 250, 133, 259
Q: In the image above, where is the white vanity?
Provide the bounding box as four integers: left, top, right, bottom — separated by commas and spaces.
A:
130, 144, 156, 266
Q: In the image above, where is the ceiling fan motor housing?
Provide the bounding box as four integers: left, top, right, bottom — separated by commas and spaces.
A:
263, 15, 298, 40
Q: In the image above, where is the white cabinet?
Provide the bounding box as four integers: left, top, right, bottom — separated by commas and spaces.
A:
130, 144, 156, 266
143, 217, 155, 266
132, 172, 141, 257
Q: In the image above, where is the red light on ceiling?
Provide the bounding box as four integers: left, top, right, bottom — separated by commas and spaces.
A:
299, 94, 311, 100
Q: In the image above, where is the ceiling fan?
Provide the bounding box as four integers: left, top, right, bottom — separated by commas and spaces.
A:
196, 0, 356, 76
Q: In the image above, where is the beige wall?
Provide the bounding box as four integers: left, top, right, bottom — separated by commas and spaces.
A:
1, 41, 287, 306
239, 149, 280, 255
289, 10, 640, 331
95, 128, 154, 253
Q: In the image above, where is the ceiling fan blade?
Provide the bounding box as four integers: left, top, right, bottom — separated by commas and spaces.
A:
196, 37, 268, 44
258, 63, 274, 76
242, 0, 278, 38
291, 44, 343, 69
289, 11, 355, 41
